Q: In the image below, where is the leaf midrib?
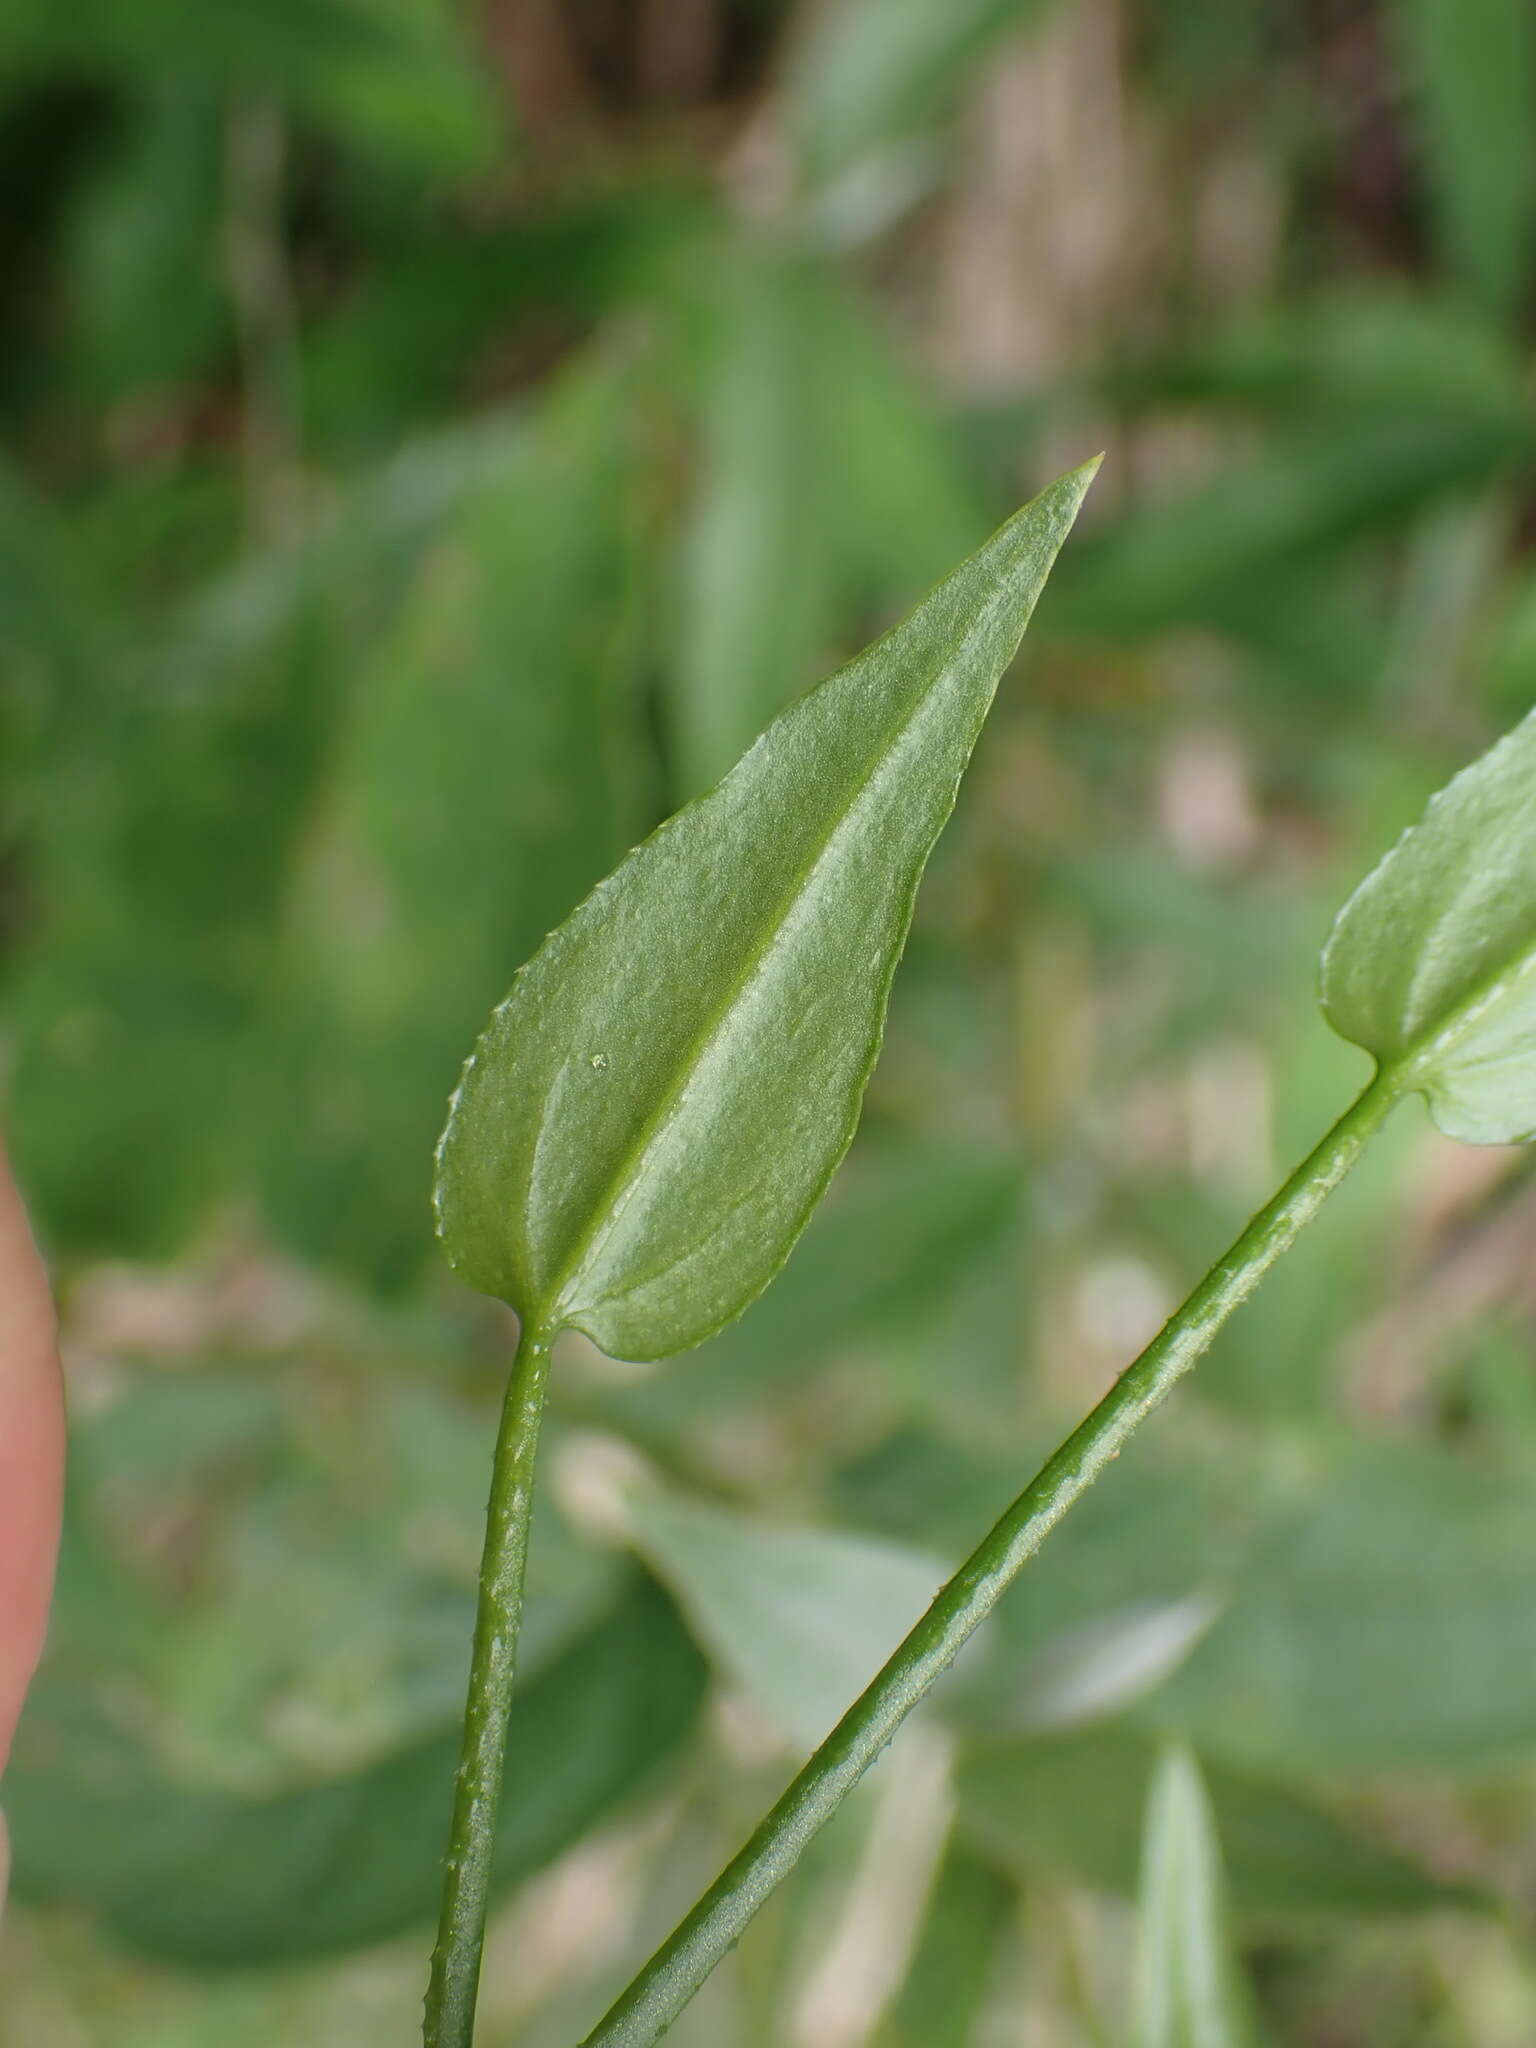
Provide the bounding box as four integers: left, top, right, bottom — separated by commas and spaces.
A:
535, 581, 1019, 1328
1390, 922, 1536, 1087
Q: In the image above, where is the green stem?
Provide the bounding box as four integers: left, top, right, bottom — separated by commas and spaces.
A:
424, 1322, 555, 2048
580, 1067, 1404, 2048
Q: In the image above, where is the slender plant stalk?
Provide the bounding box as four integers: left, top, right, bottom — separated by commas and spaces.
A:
580, 1067, 1404, 2047
424, 1321, 555, 2048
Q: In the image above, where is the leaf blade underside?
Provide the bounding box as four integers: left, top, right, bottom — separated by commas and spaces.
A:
1322, 706, 1536, 1143
433, 459, 1098, 1357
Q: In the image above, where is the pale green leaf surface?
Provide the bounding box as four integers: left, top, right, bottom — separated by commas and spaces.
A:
1133, 1744, 1257, 2048
434, 460, 1097, 1358
1007, 1595, 1221, 1733
629, 1493, 947, 1750
1156, 1441, 1536, 1770
1321, 707, 1536, 1142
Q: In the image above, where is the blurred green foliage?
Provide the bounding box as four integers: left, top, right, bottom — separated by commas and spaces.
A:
5, 1, 1536, 2042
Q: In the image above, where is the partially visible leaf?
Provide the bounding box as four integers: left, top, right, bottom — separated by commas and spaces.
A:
1054, 415, 1527, 645
910, 1436, 1265, 1724
8, 1576, 704, 1966
434, 461, 1097, 1360
956, 1723, 1476, 1917
786, 0, 1043, 185
5, 619, 331, 1257
811, 277, 990, 595
1321, 707, 1536, 1144
876, 1842, 1014, 2048
48, 1370, 622, 1770
260, 355, 648, 1282
1008, 1596, 1222, 1734
610, 1140, 1022, 1431
1132, 1744, 1257, 2048
1158, 1442, 1536, 1770
629, 1493, 945, 1750
1100, 289, 1529, 432
0, 0, 498, 174
0, 0, 398, 81
672, 246, 837, 793
63, 84, 227, 401
1392, 0, 1536, 320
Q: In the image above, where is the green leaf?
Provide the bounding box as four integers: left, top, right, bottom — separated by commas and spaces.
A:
259, 355, 648, 1283
876, 1843, 1014, 2048
1132, 1744, 1257, 2048
1157, 1441, 1536, 1771
64, 84, 227, 401
1392, 0, 1536, 321
1054, 414, 1526, 646
433, 460, 1097, 1360
955, 1723, 1474, 1918
7, 1576, 704, 1966
610, 1139, 1021, 1431
865, 1435, 1263, 1718
1, 0, 498, 175
786, 0, 1042, 185
1321, 708, 1536, 1144
5, 610, 329, 1258
672, 247, 838, 794
629, 1493, 946, 1749
811, 276, 990, 594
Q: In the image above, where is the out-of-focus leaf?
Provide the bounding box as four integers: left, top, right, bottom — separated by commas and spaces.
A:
0, 0, 497, 172
787, 0, 1042, 184
672, 247, 838, 794
1483, 569, 1536, 720
1132, 1744, 1257, 2048
434, 462, 1096, 1361
1101, 290, 1529, 429
876, 1842, 1014, 2048
1392, 0, 1536, 320
882, 1436, 1266, 1725
5, 619, 333, 1256
1053, 415, 1529, 642
156, 409, 529, 686
1158, 1443, 1536, 1770
609, 1140, 1022, 1431
303, 192, 691, 448
260, 355, 649, 1282
629, 1492, 946, 1749
63, 84, 226, 400
811, 278, 990, 595
8, 1576, 704, 1965
0, 0, 395, 77
1008, 1596, 1222, 1733
672, 248, 991, 800
956, 1723, 1476, 1917
637, 1497, 1212, 1754
48, 1371, 621, 1774
1322, 708, 1536, 1144
0, 456, 106, 705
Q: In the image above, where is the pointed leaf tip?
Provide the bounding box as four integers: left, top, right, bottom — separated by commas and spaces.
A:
1133, 1744, 1257, 2048
434, 464, 1095, 1356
